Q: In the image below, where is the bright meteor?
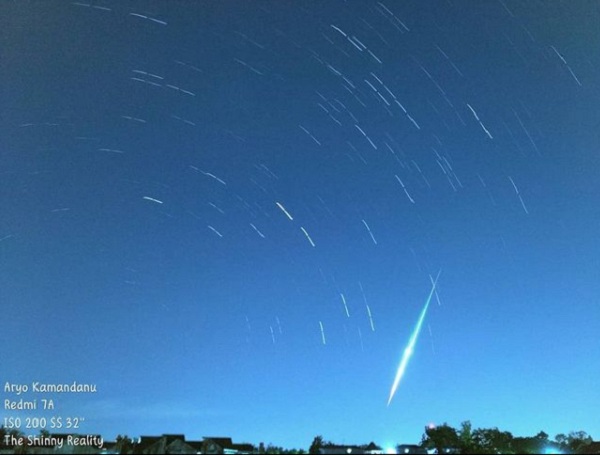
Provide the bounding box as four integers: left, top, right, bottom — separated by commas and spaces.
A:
387, 270, 442, 406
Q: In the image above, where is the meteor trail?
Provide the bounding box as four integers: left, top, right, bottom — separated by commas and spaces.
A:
387, 270, 442, 406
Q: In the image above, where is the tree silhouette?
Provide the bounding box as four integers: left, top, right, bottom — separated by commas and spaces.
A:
472, 427, 514, 454
535, 431, 549, 441
457, 420, 476, 453
115, 434, 134, 454
309, 435, 324, 454
556, 431, 592, 453
421, 423, 460, 454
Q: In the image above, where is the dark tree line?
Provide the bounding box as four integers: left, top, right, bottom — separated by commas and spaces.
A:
308, 424, 595, 454
419, 421, 593, 454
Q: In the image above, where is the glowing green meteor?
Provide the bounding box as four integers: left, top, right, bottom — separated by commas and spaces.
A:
387, 270, 442, 406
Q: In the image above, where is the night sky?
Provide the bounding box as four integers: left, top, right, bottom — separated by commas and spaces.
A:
2, 0, 599, 449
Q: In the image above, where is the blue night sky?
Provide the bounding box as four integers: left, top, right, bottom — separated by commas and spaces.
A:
1, 0, 599, 450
